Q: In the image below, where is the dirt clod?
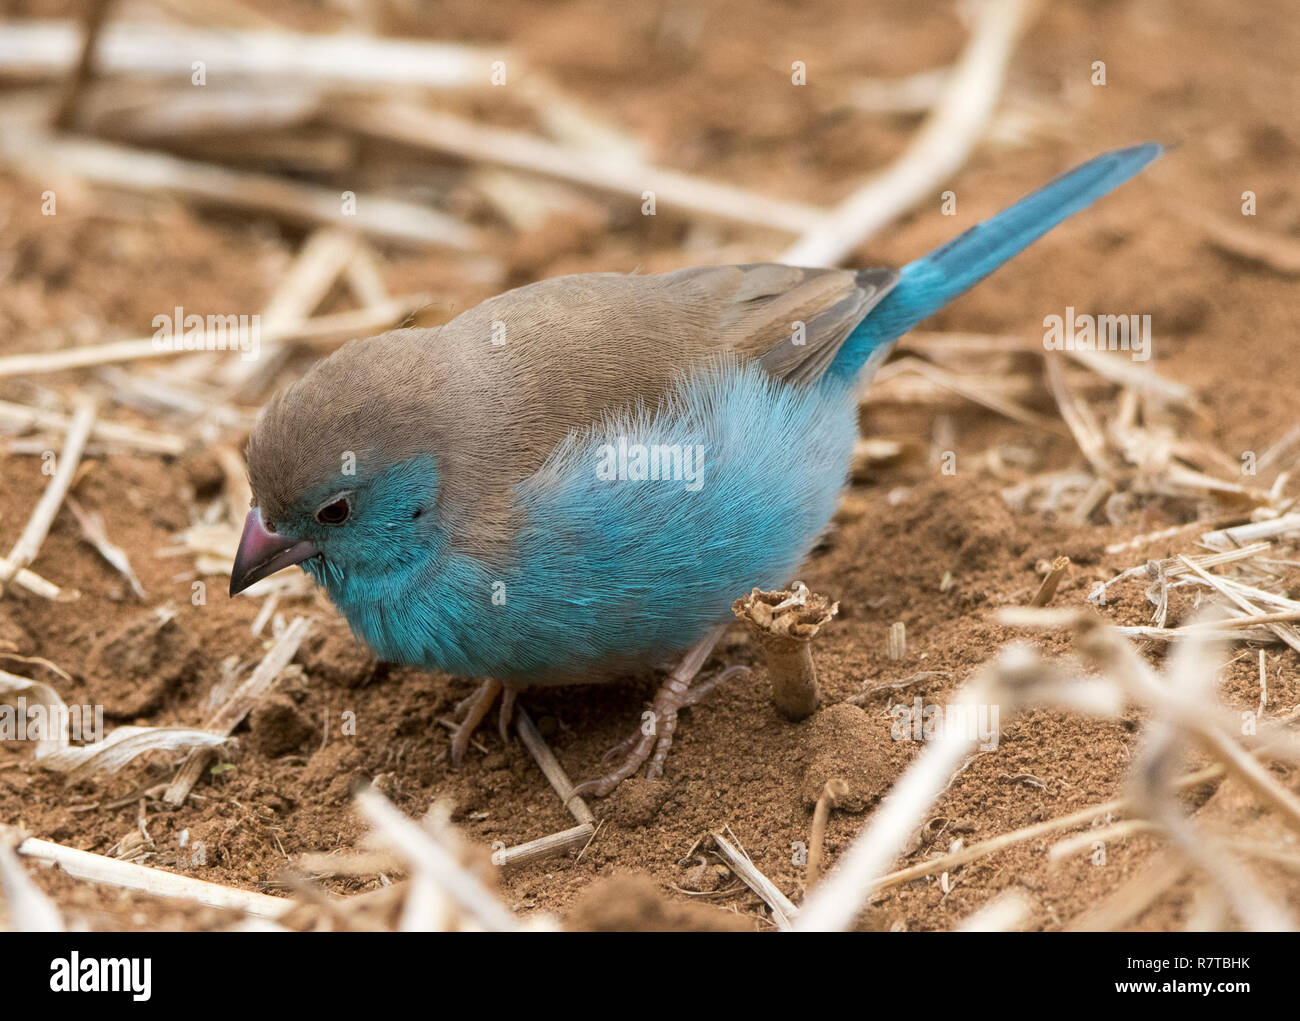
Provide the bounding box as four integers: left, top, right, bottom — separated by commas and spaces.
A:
246, 694, 316, 758
566, 875, 751, 932
801, 703, 893, 813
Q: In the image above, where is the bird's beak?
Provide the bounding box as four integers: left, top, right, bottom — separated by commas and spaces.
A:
229, 507, 317, 596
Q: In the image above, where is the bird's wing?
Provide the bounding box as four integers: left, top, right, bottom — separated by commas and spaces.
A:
655, 263, 899, 385
439, 264, 897, 465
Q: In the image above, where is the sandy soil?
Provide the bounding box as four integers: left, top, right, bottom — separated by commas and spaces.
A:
1, 0, 1298, 930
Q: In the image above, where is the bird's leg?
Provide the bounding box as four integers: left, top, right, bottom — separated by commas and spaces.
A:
645, 663, 751, 779
597, 666, 749, 764
574, 626, 744, 798
498, 683, 519, 743
450, 677, 502, 767
679, 663, 750, 707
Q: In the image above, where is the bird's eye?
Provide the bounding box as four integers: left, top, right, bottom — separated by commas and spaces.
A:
315, 497, 351, 526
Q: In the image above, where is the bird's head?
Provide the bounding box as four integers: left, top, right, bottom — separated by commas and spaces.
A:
229, 332, 449, 597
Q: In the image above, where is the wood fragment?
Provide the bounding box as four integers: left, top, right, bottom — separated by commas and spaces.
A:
14, 832, 290, 917
493, 824, 595, 871
516, 707, 595, 827
0, 131, 479, 249
0, 21, 499, 89
1029, 555, 1070, 607
331, 101, 825, 234
709, 829, 799, 930
0, 294, 434, 381
0, 398, 96, 596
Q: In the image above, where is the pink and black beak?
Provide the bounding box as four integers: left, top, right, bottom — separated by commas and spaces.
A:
229, 507, 318, 596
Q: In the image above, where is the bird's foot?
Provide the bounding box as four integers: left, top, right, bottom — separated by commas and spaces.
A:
450, 678, 519, 767
573, 630, 748, 799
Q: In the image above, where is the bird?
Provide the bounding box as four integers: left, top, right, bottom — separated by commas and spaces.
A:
231, 143, 1162, 796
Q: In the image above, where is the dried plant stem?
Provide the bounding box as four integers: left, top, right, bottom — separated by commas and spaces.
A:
756, 634, 820, 718
67, 495, 145, 597
0, 294, 432, 381
332, 102, 824, 234
779, 0, 1031, 265
494, 824, 594, 871
1190, 210, 1300, 276
0, 554, 69, 600
0, 21, 499, 89
1191, 723, 1300, 839
795, 687, 993, 930
0, 131, 479, 249
806, 779, 848, 888
1065, 851, 1186, 931
886, 620, 907, 661
355, 788, 520, 932
516, 707, 595, 828
872, 765, 1222, 892
872, 355, 1068, 434
955, 890, 1032, 932
1048, 819, 1156, 860
1177, 555, 1300, 656
709, 829, 798, 930
1043, 352, 1111, 475
15, 834, 289, 917
733, 584, 836, 721
1029, 555, 1070, 607
209, 227, 360, 393
0, 397, 96, 596
50, 0, 113, 131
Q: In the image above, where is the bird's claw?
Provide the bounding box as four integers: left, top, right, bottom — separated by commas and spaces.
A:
573, 642, 745, 798
450, 678, 519, 767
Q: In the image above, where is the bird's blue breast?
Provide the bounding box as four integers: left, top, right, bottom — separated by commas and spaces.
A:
324, 358, 858, 682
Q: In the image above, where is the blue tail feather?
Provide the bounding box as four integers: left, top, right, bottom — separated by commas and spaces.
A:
828, 143, 1162, 382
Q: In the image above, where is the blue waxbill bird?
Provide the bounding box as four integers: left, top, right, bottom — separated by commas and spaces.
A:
231, 143, 1161, 795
